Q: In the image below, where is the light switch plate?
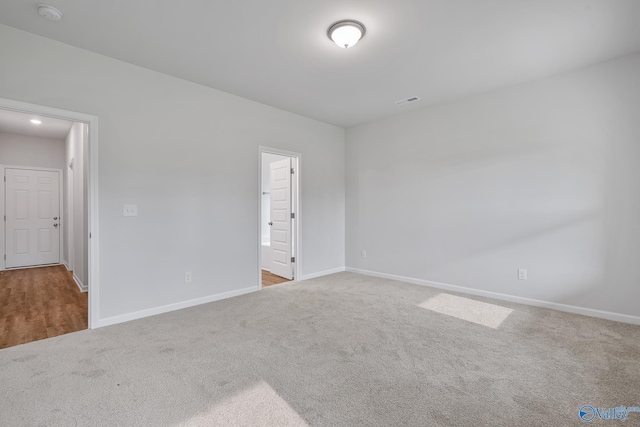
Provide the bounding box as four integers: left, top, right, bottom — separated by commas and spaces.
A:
123, 204, 138, 217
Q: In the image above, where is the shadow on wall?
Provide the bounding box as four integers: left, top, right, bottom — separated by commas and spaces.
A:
347, 56, 640, 317
355, 138, 607, 307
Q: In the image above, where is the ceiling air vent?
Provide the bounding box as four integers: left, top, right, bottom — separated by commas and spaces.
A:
394, 96, 420, 106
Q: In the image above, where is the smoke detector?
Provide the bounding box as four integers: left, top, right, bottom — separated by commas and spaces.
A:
38, 5, 63, 22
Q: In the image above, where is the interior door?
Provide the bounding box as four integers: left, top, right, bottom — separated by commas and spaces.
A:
269, 158, 293, 279
5, 168, 60, 268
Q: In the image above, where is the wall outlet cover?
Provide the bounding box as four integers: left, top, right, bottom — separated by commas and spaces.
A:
123, 204, 138, 217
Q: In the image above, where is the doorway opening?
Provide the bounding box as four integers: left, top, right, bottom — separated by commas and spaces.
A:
259, 147, 301, 288
0, 98, 98, 348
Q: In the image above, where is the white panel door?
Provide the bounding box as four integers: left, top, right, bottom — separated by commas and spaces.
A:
5, 168, 60, 268
269, 158, 292, 279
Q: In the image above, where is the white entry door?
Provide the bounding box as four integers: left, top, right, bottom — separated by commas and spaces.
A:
269, 158, 293, 279
5, 168, 60, 268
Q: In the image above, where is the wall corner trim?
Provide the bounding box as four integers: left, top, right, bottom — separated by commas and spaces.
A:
345, 267, 640, 326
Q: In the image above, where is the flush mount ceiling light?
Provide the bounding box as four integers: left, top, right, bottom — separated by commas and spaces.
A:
30, 119, 42, 125
327, 20, 366, 49
38, 5, 63, 22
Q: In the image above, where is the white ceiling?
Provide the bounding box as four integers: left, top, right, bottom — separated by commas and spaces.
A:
0, 109, 73, 140
1, 0, 640, 128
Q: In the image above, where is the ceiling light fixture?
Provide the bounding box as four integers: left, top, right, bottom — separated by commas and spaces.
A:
327, 20, 366, 49
30, 119, 42, 125
38, 5, 63, 22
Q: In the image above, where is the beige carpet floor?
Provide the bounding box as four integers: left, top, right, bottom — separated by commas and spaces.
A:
1, 272, 639, 426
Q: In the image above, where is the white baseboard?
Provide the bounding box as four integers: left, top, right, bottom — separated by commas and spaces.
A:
63, 261, 70, 271
346, 267, 640, 326
95, 285, 260, 329
299, 266, 345, 281
72, 272, 88, 293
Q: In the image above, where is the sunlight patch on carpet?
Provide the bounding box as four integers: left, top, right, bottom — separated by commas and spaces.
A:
419, 293, 513, 329
176, 381, 308, 427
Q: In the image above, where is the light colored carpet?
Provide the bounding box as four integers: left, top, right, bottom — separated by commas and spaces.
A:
1, 272, 639, 426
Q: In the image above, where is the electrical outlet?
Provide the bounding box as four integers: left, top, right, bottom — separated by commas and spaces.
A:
184, 272, 192, 283
123, 204, 138, 217
361, 250, 367, 258
518, 269, 527, 280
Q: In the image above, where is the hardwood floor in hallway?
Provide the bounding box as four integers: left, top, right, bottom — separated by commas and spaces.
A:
0, 265, 87, 349
262, 270, 291, 287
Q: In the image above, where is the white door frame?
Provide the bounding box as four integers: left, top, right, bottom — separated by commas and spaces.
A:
1, 165, 63, 269
258, 146, 301, 288
67, 158, 75, 272
0, 97, 100, 329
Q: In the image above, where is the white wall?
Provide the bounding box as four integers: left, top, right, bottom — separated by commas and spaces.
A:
346, 52, 640, 319
0, 132, 65, 169
0, 24, 345, 323
261, 153, 289, 245
64, 122, 88, 290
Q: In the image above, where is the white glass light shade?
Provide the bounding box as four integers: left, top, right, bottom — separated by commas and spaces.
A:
327, 20, 366, 49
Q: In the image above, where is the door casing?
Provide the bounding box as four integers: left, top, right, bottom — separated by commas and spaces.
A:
67, 158, 75, 273
0, 97, 100, 329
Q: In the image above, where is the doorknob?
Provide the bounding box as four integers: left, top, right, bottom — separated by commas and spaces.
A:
53, 224, 58, 227
53, 217, 58, 220
268, 221, 273, 226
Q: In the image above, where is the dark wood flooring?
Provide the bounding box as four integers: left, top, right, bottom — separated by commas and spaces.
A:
262, 270, 291, 287
0, 265, 88, 349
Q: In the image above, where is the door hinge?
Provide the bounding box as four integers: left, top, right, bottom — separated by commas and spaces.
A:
291, 257, 295, 263
89, 233, 92, 239
291, 213, 295, 219
290, 168, 294, 174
